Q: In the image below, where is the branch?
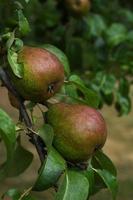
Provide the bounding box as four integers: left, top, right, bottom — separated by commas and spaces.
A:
0, 67, 45, 163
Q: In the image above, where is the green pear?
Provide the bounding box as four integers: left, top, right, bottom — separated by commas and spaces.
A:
46, 103, 107, 162
9, 46, 65, 103
65, 0, 91, 16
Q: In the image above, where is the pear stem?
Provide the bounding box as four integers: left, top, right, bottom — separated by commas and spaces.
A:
0, 67, 45, 163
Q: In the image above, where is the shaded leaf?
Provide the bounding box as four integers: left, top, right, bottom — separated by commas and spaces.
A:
93, 168, 118, 200
1, 188, 21, 200
2, 188, 36, 200
118, 78, 129, 96
106, 23, 127, 46
38, 124, 54, 150
84, 163, 95, 196
0, 109, 16, 180
93, 150, 117, 176
101, 74, 116, 95
90, 151, 118, 199
85, 14, 106, 37
85, 164, 106, 196
7, 143, 33, 177
33, 147, 66, 191
68, 75, 99, 108
115, 93, 131, 115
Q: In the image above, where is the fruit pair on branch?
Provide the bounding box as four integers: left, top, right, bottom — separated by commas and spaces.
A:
1, 45, 107, 164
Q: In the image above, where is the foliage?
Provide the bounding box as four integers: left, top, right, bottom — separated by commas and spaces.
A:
1, 0, 131, 199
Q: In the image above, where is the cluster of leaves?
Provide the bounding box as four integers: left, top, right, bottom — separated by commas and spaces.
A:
0, 0, 133, 115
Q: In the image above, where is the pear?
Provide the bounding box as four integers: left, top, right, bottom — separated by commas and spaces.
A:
65, 0, 91, 16
9, 46, 65, 103
46, 103, 107, 162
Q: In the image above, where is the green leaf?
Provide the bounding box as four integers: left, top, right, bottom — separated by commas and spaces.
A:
6, 31, 15, 49
91, 151, 118, 199
7, 143, 33, 177
55, 170, 89, 200
115, 93, 131, 115
38, 124, 54, 150
42, 44, 70, 77
120, 9, 133, 23
101, 92, 114, 106
85, 164, 106, 196
106, 23, 127, 46
61, 84, 88, 105
7, 49, 24, 78
18, 9, 30, 36
84, 163, 95, 196
118, 78, 129, 96
33, 147, 66, 191
65, 84, 78, 98
12, 38, 24, 52
127, 30, 133, 42
93, 150, 117, 176
2, 188, 21, 200
85, 14, 106, 37
115, 78, 131, 115
0, 109, 16, 180
2, 188, 36, 200
93, 168, 118, 200
101, 74, 116, 95
68, 75, 99, 108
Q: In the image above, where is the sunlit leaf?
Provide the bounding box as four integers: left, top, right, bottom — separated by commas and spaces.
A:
7, 49, 23, 78
6, 31, 15, 49
55, 170, 89, 200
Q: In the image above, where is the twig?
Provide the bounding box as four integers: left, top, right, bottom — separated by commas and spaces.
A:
0, 67, 45, 163
18, 187, 32, 200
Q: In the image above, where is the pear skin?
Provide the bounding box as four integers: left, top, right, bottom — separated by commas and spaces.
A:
9, 46, 65, 103
46, 103, 107, 162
